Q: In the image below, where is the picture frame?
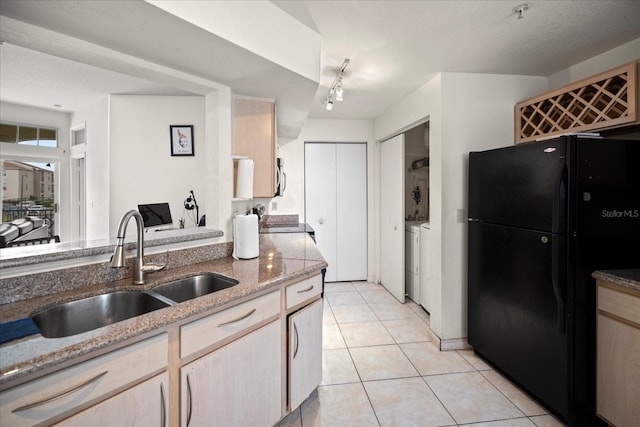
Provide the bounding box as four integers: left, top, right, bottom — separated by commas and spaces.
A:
170, 125, 194, 156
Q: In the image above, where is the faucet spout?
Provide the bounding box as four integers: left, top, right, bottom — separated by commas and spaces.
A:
111, 210, 166, 284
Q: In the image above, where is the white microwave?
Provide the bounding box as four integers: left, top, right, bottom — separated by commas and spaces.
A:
275, 157, 286, 197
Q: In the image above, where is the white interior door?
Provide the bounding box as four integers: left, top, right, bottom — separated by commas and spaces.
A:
305, 143, 338, 281
336, 143, 367, 281
380, 134, 405, 302
70, 155, 86, 243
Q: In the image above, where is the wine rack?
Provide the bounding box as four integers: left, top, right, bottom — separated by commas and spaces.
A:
515, 61, 638, 143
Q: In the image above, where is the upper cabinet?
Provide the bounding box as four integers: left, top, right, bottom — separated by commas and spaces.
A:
515, 61, 639, 144
233, 97, 276, 198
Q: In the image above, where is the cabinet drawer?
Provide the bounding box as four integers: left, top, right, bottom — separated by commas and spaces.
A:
598, 285, 640, 326
181, 290, 279, 358
1, 333, 167, 427
286, 274, 322, 310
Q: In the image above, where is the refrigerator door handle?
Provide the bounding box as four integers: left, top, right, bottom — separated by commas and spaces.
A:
552, 162, 568, 234
551, 235, 566, 334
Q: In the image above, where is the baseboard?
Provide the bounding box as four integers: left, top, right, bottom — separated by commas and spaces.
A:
439, 338, 472, 351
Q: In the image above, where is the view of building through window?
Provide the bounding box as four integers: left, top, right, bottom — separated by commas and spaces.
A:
1, 122, 59, 247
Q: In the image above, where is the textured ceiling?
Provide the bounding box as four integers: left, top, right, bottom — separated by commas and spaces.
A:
1, 0, 639, 121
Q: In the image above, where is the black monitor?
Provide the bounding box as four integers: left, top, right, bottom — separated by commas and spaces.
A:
138, 203, 173, 228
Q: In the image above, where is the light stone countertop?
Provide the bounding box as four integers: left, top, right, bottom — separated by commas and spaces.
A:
0, 232, 327, 387
593, 269, 640, 293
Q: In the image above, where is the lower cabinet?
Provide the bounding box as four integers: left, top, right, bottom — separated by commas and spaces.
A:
55, 373, 168, 427
181, 320, 282, 427
0, 334, 167, 427
596, 280, 640, 427
289, 298, 323, 410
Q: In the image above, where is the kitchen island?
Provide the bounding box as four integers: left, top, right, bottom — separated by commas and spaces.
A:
0, 232, 327, 426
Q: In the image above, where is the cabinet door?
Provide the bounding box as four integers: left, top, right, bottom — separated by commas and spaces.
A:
1, 334, 167, 427
55, 373, 168, 427
289, 299, 323, 410
233, 98, 276, 197
181, 320, 281, 427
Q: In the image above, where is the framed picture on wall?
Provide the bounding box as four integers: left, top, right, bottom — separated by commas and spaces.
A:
170, 125, 194, 156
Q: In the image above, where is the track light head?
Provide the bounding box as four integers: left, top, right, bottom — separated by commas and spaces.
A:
335, 80, 344, 101
325, 97, 334, 111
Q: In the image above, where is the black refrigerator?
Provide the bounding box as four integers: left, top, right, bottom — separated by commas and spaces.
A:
468, 135, 640, 426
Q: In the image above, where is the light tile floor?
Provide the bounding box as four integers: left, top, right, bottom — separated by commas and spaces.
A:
277, 281, 567, 427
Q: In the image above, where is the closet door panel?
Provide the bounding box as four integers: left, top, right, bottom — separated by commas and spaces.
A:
336, 143, 367, 281
305, 143, 338, 282
380, 134, 405, 302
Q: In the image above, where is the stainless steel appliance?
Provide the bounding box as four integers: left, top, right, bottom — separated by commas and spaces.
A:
275, 157, 286, 197
468, 135, 639, 426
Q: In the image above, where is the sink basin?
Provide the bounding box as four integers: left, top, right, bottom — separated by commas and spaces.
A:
151, 273, 239, 303
31, 291, 170, 338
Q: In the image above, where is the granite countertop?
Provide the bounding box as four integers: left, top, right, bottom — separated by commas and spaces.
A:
0, 233, 327, 386
259, 223, 315, 234
593, 269, 640, 293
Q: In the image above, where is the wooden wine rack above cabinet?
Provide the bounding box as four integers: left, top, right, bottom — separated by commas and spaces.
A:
515, 60, 639, 144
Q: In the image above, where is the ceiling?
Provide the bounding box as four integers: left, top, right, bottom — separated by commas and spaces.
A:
1, 0, 639, 123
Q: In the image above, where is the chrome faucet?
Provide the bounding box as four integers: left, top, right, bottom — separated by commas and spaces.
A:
111, 210, 167, 284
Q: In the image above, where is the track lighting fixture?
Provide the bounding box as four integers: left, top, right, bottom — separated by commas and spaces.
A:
324, 59, 350, 110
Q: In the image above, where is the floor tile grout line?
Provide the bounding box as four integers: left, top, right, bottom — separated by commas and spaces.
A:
319, 284, 561, 427
477, 369, 549, 419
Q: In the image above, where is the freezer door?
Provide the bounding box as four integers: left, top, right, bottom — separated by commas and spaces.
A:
469, 139, 567, 233
468, 221, 569, 420
573, 138, 640, 247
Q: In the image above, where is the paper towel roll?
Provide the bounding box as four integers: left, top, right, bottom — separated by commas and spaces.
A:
236, 158, 254, 199
233, 214, 259, 259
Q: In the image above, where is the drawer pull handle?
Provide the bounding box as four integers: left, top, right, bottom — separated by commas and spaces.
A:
296, 285, 314, 294
186, 374, 193, 427
160, 382, 166, 427
293, 322, 299, 359
217, 308, 257, 327
12, 371, 108, 413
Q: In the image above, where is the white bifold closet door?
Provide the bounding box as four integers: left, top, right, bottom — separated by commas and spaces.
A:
380, 134, 405, 303
305, 143, 367, 282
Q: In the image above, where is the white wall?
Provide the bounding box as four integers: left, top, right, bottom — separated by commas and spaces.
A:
439, 73, 547, 340
375, 73, 444, 333
109, 95, 207, 236
277, 118, 376, 281
0, 102, 71, 240
374, 72, 548, 342
548, 37, 640, 90
71, 96, 109, 240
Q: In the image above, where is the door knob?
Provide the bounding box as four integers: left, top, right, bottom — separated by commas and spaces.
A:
319, 218, 324, 224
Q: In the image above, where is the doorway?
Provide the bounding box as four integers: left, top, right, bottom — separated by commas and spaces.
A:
305, 142, 367, 282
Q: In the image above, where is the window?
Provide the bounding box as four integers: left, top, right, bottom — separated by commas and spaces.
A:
1, 121, 60, 243
0, 122, 58, 147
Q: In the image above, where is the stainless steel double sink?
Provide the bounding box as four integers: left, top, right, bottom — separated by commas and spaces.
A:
31, 273, 239, 338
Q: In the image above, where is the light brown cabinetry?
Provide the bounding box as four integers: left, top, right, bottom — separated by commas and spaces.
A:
54, 373, 168, 427
0, 334, 168, 427
181, 320, 281, 427
596, 280, 640, 427
179, 290, 282, 427
233, 97, 276, 198
516, 60, 639, 144
285, 274, 323, 411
